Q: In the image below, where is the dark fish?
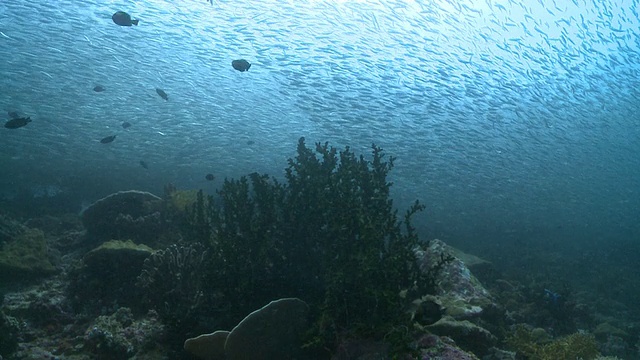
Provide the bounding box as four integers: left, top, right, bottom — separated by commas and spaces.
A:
93, 85, 105, 92
122, 122, 132, 129
112, 11, 139, 26
100, 135, 116, 143
231, 59, 251, 72
139, 160, 148, 169
4, 117, 31, 129
205, 173, 215, 181
156, 88, 168, 100
7, 111, 19, 119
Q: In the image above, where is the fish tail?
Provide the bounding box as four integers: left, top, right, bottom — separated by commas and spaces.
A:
132, 19, 139, 26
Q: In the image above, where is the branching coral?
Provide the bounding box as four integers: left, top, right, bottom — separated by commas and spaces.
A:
136, 243, 207, 336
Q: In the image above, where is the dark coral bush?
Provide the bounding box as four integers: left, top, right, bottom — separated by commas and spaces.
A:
179, 137, 429, 354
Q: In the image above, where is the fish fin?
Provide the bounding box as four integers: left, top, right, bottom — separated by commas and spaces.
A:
132, 19, 139, 26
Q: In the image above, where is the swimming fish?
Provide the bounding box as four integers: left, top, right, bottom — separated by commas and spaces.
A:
100, 135, 116, 143
112, 11, 139, 26
4, 117, 31, 129
205, 173, 215, 181
122, 122, 132, 129
544, 289, 561, 304
231, 59, 251, 72
93, 85, 105, 92
156, 88, 168, 100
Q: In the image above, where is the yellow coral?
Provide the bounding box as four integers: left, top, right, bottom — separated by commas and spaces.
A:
169, 189, 200, 211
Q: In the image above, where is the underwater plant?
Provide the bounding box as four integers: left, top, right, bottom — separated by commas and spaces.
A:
136, 243, 208, 338
182, 137, 431, 355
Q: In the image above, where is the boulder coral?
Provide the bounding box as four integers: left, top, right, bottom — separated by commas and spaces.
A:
81, 190, 163, 245
184, 298, 309, 360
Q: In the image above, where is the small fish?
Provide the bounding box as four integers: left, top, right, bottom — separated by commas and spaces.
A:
93, 85, 105, 92
112, 11, 139, 26
4, 117, 31, 129
231, 59, 251, 72
122, 122, 132, 129
100, 135, 116, 143
205, 173, 215, 181
544, 289, 561, 304
139, 160, 148, 169
156, 88, 168, 100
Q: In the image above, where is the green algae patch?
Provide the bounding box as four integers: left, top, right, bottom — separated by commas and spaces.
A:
507, 325, 600, 360
84, 239, 153, 266
0, 228, 55, 280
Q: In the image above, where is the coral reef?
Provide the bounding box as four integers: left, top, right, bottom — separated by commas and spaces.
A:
83, 307, 165, 359
506, 324, 600, 359
191, 138, 432, 355
3, 139, 636, 360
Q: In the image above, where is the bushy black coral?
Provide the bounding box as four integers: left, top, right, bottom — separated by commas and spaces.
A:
201, 137, 426, 349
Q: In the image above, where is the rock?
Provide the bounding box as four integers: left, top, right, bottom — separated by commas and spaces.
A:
426, 316, 497, 356
184, 298, 309, 360
225, 298, 309, 360
68, 240, 153, 313
81, 190, 163, 245
415, 239, 494, 319
0, 228, 55, 281
25, 213, 83, 236
184, 330, 229, 360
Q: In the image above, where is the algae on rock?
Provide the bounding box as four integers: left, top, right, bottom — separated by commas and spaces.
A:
0, 228, 55, 280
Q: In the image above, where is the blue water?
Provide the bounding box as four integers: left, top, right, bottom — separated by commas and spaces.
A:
1, 0, 638, 273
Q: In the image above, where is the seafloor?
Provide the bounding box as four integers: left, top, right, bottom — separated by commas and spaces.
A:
0, 186, 638, 360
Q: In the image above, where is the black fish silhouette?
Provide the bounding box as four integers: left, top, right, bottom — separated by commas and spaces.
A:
112, 11, 139, 26
4, 117, 31, 129
231, 59, 251, 72
156, 88, 168, 100
100, 135, 116, 143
